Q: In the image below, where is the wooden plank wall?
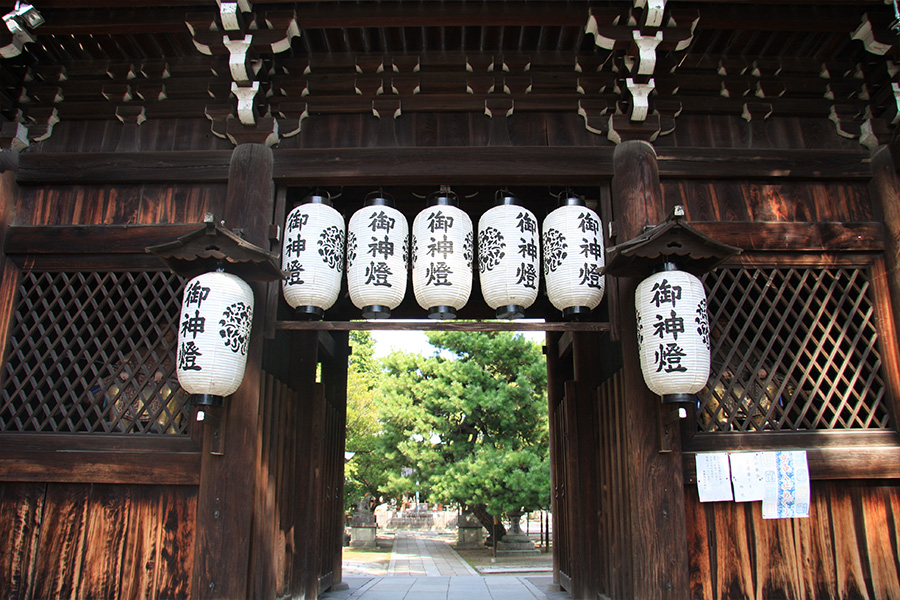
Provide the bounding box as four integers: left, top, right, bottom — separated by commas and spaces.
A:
652, 127, 897, 599
0, 482, 196, 600
685, 482, 900, 600
595, 369, 631, 600
667, 180, 873, 223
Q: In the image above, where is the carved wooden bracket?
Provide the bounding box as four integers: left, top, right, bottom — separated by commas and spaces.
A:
584, 0, 696, 134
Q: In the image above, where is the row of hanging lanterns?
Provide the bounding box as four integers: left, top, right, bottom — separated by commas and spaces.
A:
161, 201, 738, 410
279, 189, 607, 321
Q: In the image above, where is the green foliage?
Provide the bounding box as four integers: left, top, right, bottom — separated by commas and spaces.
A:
376, 331, 550, 516
343, 330, 389, 510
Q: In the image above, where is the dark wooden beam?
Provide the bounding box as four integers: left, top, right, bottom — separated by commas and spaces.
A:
27, 0, 885, 13
274, 320, 610, 332
690, 221, 884, 252
683, 431, 900, 480
32, 2, 590, 29
0, 434, 201, 485
4, 223, 204, 255
17, 151, 232, 184
17, 147, 872, 186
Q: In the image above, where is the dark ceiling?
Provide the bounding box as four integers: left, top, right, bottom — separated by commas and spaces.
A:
1, 1, 897, 133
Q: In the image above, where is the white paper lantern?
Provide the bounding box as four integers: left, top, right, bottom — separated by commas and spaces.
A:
347, 194, 409, 318
478, 192, 539, 319
635, 267, 711, 403
412, 192, 473, 319
176, 270, 254, 406
542, 196, 605, 318
281, 194, 345, 319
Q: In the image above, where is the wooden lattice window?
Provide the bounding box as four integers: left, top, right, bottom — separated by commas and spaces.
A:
697, 264, 893, 433
0, 270, 190, 434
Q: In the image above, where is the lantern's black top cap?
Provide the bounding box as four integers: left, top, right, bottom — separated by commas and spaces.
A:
495, 190, 519, 207
304, 193, 332, 207
559, 195, 584, 207
428, 191, 458, 207
366, 195, 394, 208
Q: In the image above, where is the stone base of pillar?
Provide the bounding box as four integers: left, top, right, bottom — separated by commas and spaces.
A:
349, 526, 377, 549
456, 525, 484, 549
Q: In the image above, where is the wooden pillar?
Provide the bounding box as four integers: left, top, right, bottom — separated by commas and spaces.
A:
191, 143, 275, 599
0, 129, 24, 368
569, 332, 602, 599
869, 145, 900, 336
288, 331, 322, 599
611, 140, 690, 600
322, 331, 350, 591
544, 332, 562, 587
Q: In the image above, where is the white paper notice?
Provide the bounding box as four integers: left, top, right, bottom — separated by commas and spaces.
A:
696, 452, 733, 502
762, 450, 810, 519
729, 452, 766, 502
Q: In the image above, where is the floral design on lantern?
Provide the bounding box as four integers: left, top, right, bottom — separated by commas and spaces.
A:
478, 192, 539, 320
635, 268, 710, 403
541, 197, 605, 319
347, 195, 409, 319
219, 301, 252, 354
318, 225, 345, 270
412, 191, 473, 319
176, 270, 254, 407
478, 227, 506, 272
542, 228, 568, 273
281, 194, 345, 320
346, 231, 358, 268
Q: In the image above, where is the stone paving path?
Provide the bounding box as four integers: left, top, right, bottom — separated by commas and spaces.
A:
320, 531, 571, 600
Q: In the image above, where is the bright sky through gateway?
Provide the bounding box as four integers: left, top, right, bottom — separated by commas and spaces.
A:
371, 324, 546, 359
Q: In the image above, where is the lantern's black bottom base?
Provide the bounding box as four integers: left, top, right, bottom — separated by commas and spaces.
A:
295, 305, 324, 320
362, 305, 391, 319
662, 393, 694, 404
496, 305, 525, 320
562, 306, 591, 320
193, 394, 223, 407
428, 305, 456, 320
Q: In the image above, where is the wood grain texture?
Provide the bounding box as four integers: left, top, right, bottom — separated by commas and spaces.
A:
0, 482, 44, 600
686, 482, 900, 600
669, 180, 874, 224
15, 146, 871, 186
14, 183, 219, 226
0, 483, 196, 600
612, 139, 691, 600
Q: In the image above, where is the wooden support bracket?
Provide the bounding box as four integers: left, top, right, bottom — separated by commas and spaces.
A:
657, 404, 683, 453
198, 406, 227, 456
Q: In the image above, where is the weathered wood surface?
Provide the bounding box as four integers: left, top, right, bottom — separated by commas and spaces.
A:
670, 180, 874, 222
192, 145, 274, 599
16, 147, 872, 186
0, 482, 196, 600
689, 222, 883, 252
13, 183, 221, 226
275, 320, 610, 332
683, 432, 900, 481
596, 370, 633, 600
611, 140, 690, 600
685, 481, 900, 600
0, 435, 201, 485
4, 224, 205, 254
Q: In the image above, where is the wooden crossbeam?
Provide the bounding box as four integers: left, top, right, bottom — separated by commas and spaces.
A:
15, 147, 873, 185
